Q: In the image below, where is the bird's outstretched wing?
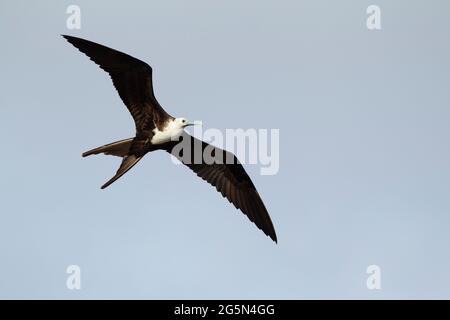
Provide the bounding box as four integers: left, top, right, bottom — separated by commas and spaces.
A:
164, 133, 277, 242
63, 35, 172, 133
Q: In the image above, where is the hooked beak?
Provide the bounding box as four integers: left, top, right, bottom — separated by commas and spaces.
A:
185, 121, 202, 127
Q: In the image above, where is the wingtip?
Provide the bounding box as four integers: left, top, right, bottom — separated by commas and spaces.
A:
62, 34, 79, 44
100, 180, 110, 190
268, 232, 278, 244
62, 34, 76, 45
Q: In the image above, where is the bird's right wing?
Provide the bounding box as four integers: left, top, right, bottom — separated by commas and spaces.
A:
164, 133, 277, 242
63, 35, 172, 134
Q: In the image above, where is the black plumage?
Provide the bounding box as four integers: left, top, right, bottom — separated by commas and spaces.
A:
63, 35, 277, 242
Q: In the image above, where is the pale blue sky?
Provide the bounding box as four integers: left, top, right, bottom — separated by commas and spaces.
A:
1, 0, 450, 299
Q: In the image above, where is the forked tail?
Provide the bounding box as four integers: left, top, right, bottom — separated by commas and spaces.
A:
82, 138, 142, 189
82, 138, 133, 158
100, 155, 143, 189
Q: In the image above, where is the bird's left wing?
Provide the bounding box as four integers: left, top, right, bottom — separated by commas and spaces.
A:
62, 35, 172, 134
163, 133, 277, 242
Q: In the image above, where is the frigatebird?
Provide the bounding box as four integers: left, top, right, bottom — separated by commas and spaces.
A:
63, 35, 277, 242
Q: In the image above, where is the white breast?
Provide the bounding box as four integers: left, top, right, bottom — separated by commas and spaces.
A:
151, 120, 183, 145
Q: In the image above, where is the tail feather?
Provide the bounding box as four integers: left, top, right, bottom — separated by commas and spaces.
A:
101, 155, 143, 189
82, 138, 133, 158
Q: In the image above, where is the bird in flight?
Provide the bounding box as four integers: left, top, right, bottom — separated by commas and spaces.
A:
63, 35, 277, 242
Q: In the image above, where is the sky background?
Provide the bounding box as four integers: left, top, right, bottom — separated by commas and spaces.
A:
1, 0, 450, 299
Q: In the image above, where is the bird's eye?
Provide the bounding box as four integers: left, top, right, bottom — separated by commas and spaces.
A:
182, 119, 186, 123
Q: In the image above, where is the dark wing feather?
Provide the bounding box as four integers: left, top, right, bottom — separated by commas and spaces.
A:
164, 133, 277, 242
62, 35, 172, 133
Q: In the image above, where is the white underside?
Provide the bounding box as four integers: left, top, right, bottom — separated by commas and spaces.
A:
151, 120, 184, 145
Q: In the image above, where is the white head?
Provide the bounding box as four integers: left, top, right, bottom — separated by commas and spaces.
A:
152, 117, 202, 145
173, 117, 201, 129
